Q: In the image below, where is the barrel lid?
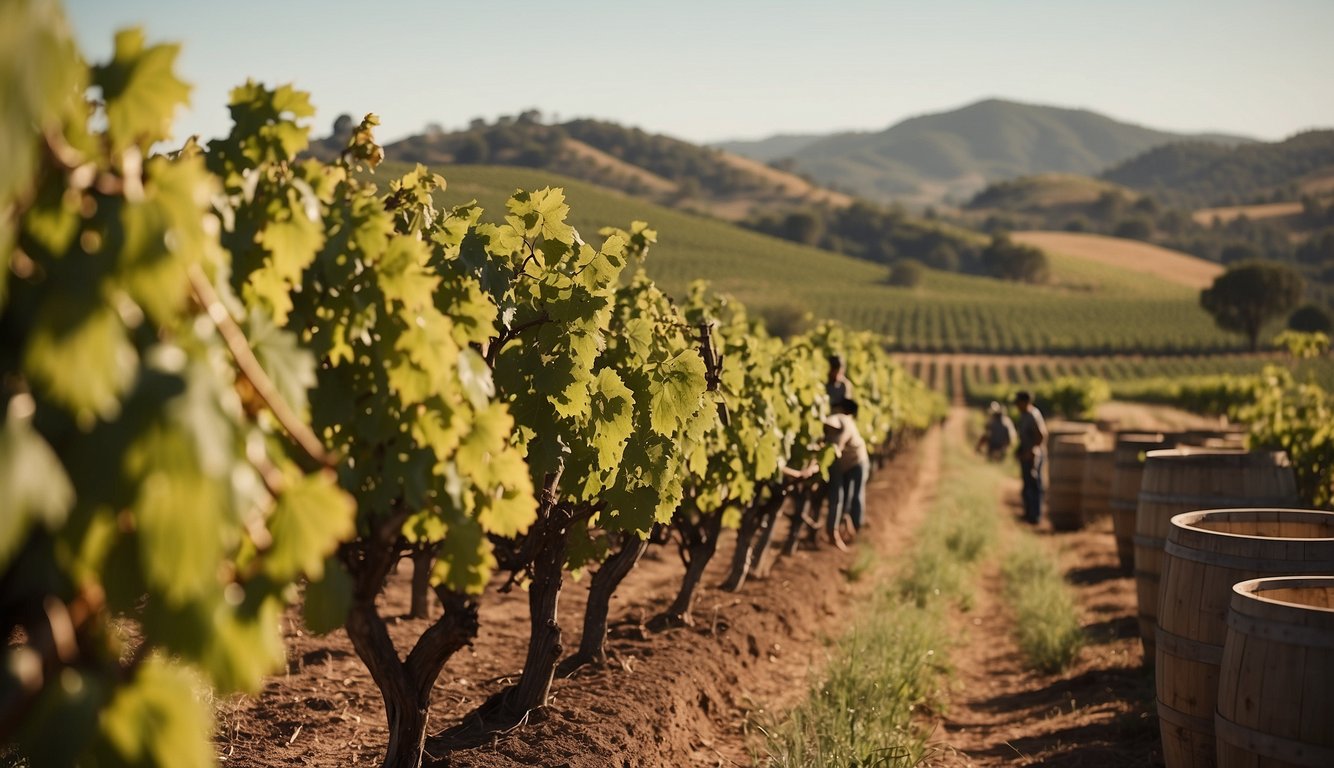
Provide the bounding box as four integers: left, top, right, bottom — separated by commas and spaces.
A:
1232, 575, 1334, 616
1144, 447, 1287, 467
1169, 508, 1334, 543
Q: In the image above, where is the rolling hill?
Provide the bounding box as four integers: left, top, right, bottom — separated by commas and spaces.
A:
383, 162, 1242, 353
718, 98, 1251, 206
324, 115, 846, 225
1101, 129, 1334, 208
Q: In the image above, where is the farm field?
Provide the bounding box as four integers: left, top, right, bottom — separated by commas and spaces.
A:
895, 352, 1334, 402
1191, 201, 1305, 225
1009, 231, 1223, 290
418, 164, 1244, 354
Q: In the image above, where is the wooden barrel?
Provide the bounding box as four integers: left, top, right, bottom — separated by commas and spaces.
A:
1081, 436, 1115, 523
1134, 449, 1298, 661
1217, 576, 1334, 768
1157, 509, 1334, 768
1177, 428, 1248, 448
1048, 434, 1091, 530
1110, 432, 1168, 571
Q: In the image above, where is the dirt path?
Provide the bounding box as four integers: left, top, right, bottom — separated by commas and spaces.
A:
925, 408, 1159, 767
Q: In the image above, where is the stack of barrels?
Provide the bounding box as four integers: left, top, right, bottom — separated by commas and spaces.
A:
1109, 439, 1334, 768
1110, 432, 1169, 570
1045, 421, 1099, 531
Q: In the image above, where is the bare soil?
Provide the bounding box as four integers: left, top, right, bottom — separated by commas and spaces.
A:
218, 406, 1162, 768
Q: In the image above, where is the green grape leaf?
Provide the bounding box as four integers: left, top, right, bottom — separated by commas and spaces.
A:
24, 298, 137, 423
244, 311, 317, 420
264, 472, 355, 583
93, 28, 191, 153
620, 316, 655, 361
431, 516, 495, 594
590, 369, 635, 467
303, 557, 352, 635
649, 350, 707, 436
433, 275, 497, 346
94, 657, 213, 768
506, 187, 573, 242
474, 454, 538, 537
377, 236, 438, 311
456, 348, 495, 411
0, 0, 86, 208
0, 406, 74, 571
132, 465, 222, 605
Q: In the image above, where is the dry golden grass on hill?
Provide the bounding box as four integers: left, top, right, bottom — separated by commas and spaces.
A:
1191, 201, 1305, 225
713, 150, 854, 208
1012, 230, 1223, 290
561, 138, 680, 195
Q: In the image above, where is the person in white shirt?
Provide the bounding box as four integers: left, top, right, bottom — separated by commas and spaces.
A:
822, 399, 870, 551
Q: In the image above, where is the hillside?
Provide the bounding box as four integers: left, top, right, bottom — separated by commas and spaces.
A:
1102, 129, 1334, 208
391, 163, 1241, 353
966, 174, 1139, 213
317, 115, 848, 224
720, 98, 1250, 206
1009, 231, 1222, 290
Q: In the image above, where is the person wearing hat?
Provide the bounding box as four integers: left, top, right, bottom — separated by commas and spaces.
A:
822, 399, 870, 551
975, 400, 1016, 461
1013, 391, 1048, 525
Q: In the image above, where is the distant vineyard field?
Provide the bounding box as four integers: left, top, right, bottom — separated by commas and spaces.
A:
895, 353, 1334, 402
409, 164, 1245, 354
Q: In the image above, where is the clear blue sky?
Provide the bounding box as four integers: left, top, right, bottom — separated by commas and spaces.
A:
64, 0, 1334, 146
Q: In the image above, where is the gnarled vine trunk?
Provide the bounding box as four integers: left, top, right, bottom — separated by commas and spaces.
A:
343, 514, 479, 768
655, 511, 724, 627
560, 533, 648, 674
408, 549, 433, 619
783, 481, 824, 556
722, 490, 786, 591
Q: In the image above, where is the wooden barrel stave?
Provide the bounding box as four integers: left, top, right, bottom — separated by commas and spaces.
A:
1217, 576, 1334, 768
1134, 449, 1298, 661
1156, 510, 1334, 768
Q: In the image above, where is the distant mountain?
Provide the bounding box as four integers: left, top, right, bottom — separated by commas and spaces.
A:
717, 99, 1253, 205
714, 133, 827, 163
1101, 129, 1334, 208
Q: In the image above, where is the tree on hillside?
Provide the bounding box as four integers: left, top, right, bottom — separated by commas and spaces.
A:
982, 234, 1049, 283
888, 258, 926, 287
1289, 303, 1333, 334
1200, 261, 1304, 350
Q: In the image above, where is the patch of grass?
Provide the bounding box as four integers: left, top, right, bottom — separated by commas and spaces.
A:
757, 434, 1007, 767
896, 445, 1003, 610
845, 541, 878, 583
758, 602, 946, 768
1000, 538, 1086, 673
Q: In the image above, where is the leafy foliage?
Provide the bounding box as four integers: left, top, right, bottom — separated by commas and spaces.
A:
1, 6, 351, 765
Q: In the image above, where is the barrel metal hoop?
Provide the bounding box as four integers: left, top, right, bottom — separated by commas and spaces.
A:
1157, 700, 1213, 732
1216, 714, 1334, 767
1137, 492, 1291, 506
1163, 538, 1334, 573
1226, 611, 1334, 648
1155, 627, 1223, 664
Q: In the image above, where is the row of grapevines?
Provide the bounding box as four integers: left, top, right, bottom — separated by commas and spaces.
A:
1, 4, 947, 767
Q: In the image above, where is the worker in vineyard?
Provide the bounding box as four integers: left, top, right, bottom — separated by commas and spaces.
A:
1013, 391, 1048, 525
826, 355, 853, 408
822, 398, 870, 551
975, 400, 1016, 461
